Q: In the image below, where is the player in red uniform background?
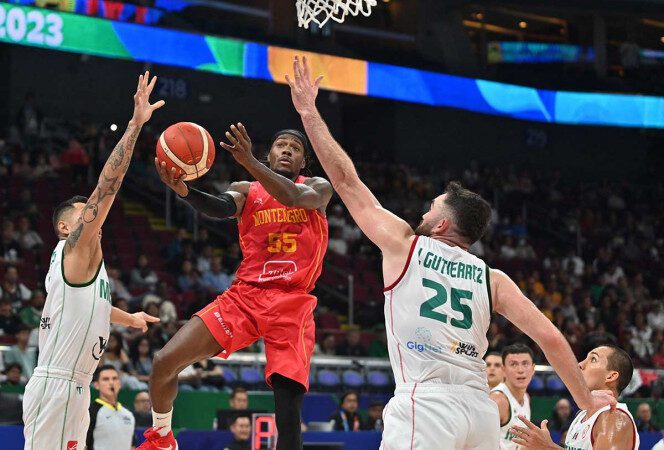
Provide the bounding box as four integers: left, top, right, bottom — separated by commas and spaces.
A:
138, 123, 332, 450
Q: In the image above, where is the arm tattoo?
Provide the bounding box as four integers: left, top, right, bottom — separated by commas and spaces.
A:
65, 222, 84, 251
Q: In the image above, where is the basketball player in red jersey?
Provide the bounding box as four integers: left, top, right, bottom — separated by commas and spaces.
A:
137, 124, 332, 450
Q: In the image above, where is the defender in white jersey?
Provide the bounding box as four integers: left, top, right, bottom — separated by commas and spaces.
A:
22, 72, 163, 450
286, 56, 616, 450
490, 344, 535, 449
512, 345, 638, 450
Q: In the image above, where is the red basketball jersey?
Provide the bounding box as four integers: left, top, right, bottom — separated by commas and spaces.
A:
235, 176, 329, 292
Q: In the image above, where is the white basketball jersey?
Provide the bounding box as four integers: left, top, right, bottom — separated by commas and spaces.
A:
39, 240, 112, 377
383, 236, 492, 391
565, 403, 639, 450
491, 382, 531, 449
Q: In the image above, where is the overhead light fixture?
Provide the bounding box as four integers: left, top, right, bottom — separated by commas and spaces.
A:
475, 12, 484, 20
519, 21, 528, 29
660, 36, 664, 44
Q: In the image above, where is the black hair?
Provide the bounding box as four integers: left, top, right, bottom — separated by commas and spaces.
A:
4, 363, 22, 374
443, 181, 492, 245
52, 195, 88, 237
603, 344, 634, 395
93, 364, 119, 381
501, 343, 535, 363
484, 351, 502, 360
229, 413, 251, 426
267, 129, 313, 175
340, 391, 358, 404
269, 129, 311, 157
231, 386, 248, 399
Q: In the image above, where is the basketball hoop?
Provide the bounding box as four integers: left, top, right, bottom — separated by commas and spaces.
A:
296, 0, 377, 29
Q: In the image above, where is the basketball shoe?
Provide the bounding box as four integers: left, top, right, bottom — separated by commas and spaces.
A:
136, 426, 179, 450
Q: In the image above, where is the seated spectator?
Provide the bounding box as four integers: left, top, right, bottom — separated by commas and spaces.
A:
133, 391, 152, 428
100, 331, 147, 390
224, 415, 251, 450
223, 242, 242, 273
130, 254, 159, 292
128, 337, 153, 384
166, 228, 188, 261
653, 342, 664, 369
2, 266, 31, 311
0, 299, 19, 337
15, 216, 43, 250
197, 359, 225, 391
194, 228, 212, 253
649, 303, 664, 332
636, 403, 659, 432
230, 387, 249, 411
32, 152, 56, 179
514, 238, 537, 260
548, 398, 573, 432
202, 256, 231, 294
1, 363, 24, 387
368, 326, 388, 358
19, 289, 45, 329
366, 401, 385, 431
336, 329, 367, 357
197, 245, 214, 273
328, 226, 348, 256
329, 391, 366, 432
0, 222, 22, 264
14, 188, 38, 220
499, 236, 517, 259
3, 324, 36, 380
177, 260, 203, 292
59, 138, 90, 183
315, 333, 337, 356
107, 266, 131, 302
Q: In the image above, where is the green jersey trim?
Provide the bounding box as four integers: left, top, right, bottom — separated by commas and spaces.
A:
61, 248, 103, 288
485, 264, 493, 314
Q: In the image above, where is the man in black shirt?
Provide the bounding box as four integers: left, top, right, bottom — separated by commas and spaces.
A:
0, 299, 19, 336
224, 415, 251, 450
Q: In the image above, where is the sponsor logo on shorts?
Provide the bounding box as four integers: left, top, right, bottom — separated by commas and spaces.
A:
450, 340, 479, 358
213, 312, 233, 338
76, 385, 83, 395
40, 317, 51, 329
66, 441, 78, 450
92, 336, 108, 360
406, 327, 444, 354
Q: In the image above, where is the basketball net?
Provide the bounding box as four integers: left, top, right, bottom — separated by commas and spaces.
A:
296, 0, 377, 29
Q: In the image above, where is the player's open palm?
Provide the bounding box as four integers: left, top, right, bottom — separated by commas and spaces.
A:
132, 71, 165, 126
220, 123, 254, 167
286, 56, 323, 115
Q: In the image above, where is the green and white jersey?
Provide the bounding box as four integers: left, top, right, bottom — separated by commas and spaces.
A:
491, 382, 530, 449
383, 236, 492, 392
39, 240, 112, 379
564, 403, 639, 450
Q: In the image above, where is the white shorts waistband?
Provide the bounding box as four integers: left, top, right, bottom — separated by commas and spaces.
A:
32, 366, 92, 386
395, 382, 487, 395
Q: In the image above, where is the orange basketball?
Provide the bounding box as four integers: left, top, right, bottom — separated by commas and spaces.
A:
156, 122, 216, 181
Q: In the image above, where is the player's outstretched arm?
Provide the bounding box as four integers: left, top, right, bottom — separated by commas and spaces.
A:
220, 122, 333, 212
491, 269, 616, 413
286, 56, 413, 259
155, 160, 248, 219
66, 72, 164, 256
110, 307, 160, 333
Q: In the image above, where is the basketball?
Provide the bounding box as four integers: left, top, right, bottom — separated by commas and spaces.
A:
156, 122, 216, 181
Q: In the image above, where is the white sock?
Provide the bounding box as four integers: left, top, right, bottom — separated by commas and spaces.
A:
152, 408, 173, 437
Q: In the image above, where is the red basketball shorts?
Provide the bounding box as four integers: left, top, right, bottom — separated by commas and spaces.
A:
195, 280, 317, 391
